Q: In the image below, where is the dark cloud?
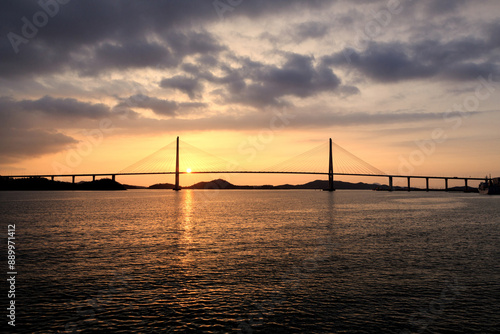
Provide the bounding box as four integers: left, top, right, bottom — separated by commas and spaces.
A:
425, 0, 467, 14
78, 41, 174, 76
18, 96, 111, 119
0, 128, 77, 161
486, 22, 500, 48
216, 0, 332, 19
186, 53, 345, 108
117, 94, 207, 116
324, 43, 436, 82
261, 20, 332, 45
160, 76, 204, 100
116, 94, 178, 116
0, 95, 109, 161
196, 54, 220, 67
0, 96, 111, 124
293, 21, 331, 42
165, 30, 226, 58
257, 53, 341, 97
326, 33, 500, 82
0, 0, 330, 78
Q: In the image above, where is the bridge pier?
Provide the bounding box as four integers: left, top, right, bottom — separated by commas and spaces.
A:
93, 175, 96, 182
72, 175, 75, 184
426, 177, 429, 192
464, 178, 468, 192
327, 138, 335, 192
51, 176, 54, 181
388, 176, 393, 192
444, 178, 448, 191
112, 174, 115, 182
407, 177, 411, 192
173, 136, 181, 191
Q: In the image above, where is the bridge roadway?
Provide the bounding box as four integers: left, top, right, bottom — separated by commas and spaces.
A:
4, 171, 486, 192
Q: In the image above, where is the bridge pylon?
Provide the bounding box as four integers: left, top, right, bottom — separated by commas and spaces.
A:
324, 138, 335, 192
173, 136, 181, 191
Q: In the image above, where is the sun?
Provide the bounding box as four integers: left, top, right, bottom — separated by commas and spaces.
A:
186, 168, 192, 173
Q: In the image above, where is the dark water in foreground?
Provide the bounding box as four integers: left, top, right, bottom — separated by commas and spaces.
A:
1, 190, 499, 333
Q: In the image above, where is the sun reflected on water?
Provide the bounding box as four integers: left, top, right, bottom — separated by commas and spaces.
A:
182, 189, 193, 232
179, 190, 194, 264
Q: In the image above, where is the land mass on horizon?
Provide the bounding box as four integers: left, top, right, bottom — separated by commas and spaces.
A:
147, 178, 476, 192
0, 177, 126, 191
0, 176, 478, 192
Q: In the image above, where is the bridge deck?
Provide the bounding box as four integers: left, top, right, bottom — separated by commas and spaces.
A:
3, 171, 486, 181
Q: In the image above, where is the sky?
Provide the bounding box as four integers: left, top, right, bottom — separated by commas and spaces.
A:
1, 0, 499, 187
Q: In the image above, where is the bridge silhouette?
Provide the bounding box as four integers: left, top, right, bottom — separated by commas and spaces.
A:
5, 137, 485, 192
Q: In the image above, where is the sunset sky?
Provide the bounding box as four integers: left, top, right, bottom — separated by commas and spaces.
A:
1, 0, 499, 187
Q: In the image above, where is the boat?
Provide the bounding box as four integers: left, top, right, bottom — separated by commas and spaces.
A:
478, 177, 500, 195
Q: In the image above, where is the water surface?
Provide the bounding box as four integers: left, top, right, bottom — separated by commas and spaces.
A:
1, 190, 499, 333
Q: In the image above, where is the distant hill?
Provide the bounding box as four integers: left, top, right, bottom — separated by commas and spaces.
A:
148, 178, 382, 190
123, 184, 148, 189
149, 182, 176, 189
148, 178, 479, 191
0, 177, 126, 191
187, 179, 241, 189
275, 179, 376, 190
149, 179, 242, 190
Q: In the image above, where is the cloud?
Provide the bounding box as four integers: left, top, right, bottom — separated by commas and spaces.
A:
325, 33, 500, 82
0, 96, 111, 130
77, 40, 175, 76
0, 0, 330, 78
18, 96, 111, 119
424, 0, 467, 14
487, 22, 500, 47
292, 21, 331, 42
117, 94, 207, 116
108, 108, 488, 135
261, 20, 332, 44
0, 95, 110, 162
324, 42, 436, 82
160, 76, 204, 100
0, 128, 77, 162
200, 53, 345, 108
165, 30, 226, 58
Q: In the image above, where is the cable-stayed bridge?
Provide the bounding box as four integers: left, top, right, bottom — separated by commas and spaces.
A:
4, 137, 485, 192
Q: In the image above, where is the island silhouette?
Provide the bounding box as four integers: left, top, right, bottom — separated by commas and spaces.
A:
0, 176, 125, 191
0, 176, 477, 192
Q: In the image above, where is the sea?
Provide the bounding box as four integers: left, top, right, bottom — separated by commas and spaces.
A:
0, 190, 499, 333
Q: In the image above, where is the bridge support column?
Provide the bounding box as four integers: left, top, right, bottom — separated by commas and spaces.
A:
445, 178, 448, 191
464, 178, 468, 192
93, 175, 96, 182
389, 176, 393, 192
51, 176, 54, 181
173, 136, 181, 191
112, 174, 115, 182
72, 175, 75, 184
407, 177, 411, 192
326, 138, 335, 192
426, 177, 429, 192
